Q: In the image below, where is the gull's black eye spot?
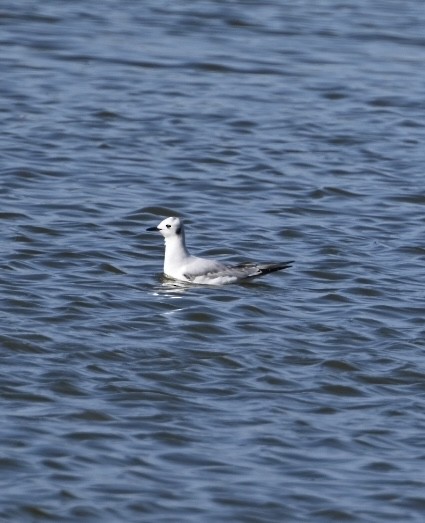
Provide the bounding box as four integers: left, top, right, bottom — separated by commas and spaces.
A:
166, 224, 171, 229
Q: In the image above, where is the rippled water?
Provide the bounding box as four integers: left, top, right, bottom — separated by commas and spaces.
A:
1, 1, 425, 521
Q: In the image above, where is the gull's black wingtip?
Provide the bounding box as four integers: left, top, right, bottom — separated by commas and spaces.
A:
258, 261, 294, 276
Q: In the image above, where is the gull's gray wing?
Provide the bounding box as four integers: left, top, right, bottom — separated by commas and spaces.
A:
186, 260, 294, 284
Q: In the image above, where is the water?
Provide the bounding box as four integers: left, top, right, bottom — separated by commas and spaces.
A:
1, 1, 425, 521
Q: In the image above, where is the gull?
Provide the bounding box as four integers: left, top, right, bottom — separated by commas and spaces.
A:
147, 216, 293, 285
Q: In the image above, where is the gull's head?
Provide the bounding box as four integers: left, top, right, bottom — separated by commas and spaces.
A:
147, 216, 184, 240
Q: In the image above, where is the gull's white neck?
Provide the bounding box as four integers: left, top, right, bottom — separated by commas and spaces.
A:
163, 233, 190, 275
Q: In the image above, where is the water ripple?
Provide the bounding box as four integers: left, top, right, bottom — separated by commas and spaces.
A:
1, 0, 425, 522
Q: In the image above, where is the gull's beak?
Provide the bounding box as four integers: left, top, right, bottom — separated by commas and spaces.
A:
146, 226, 160, 231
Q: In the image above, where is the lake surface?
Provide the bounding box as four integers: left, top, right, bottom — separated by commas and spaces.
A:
1, 1, 425, 521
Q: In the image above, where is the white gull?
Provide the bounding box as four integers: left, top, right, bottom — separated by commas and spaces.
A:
147, 216, 293, 285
